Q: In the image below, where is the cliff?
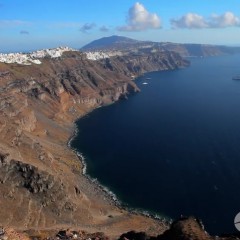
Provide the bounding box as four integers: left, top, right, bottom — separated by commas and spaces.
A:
0, 50, 188, 237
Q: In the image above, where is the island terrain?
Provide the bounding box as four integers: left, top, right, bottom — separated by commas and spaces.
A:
0, 36, 239, 239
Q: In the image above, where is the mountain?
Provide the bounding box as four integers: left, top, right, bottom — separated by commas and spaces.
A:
82, 35, 240, 57
81, 35, 144, 51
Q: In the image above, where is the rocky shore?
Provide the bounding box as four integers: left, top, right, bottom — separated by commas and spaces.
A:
1, 216, 239, 240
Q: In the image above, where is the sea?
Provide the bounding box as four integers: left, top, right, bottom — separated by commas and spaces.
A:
70, 54, 240, 235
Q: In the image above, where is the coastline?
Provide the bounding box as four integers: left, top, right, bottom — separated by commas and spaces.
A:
0, 51, 190, 236
67, 100, 172, 228
67, 122, 120, 205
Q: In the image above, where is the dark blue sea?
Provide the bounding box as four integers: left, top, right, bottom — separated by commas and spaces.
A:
71, 54, 240, 234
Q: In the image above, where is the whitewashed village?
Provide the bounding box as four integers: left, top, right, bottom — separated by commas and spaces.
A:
0, 46, 75, 65
0, 46, 122, 65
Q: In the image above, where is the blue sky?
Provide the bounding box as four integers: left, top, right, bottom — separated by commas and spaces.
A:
1, 0, 240, 52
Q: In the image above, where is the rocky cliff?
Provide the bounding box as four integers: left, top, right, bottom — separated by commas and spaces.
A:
0, 50, 188, 237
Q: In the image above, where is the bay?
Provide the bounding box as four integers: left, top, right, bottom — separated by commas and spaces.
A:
71, 54, 240, 234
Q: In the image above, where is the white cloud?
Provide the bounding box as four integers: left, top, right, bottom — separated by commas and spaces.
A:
171, 11, 240, 29
209, 12, 240, 28
118, 2, 161, 31
171, 13, 208, 29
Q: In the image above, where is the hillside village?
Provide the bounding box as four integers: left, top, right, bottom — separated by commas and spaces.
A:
85, 50, 123, 60
0, 46, 125, 65
0, 46, 75, 65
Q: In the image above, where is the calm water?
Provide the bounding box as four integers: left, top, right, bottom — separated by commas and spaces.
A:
71, 54, 240, 234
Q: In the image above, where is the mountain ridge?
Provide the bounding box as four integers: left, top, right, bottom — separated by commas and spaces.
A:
81, 35, 145, 51
81, 35, 240, 57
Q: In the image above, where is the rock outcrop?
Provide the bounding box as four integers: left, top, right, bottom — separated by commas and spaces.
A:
119, 217, 240, 240
0, 217, 238, 239
0, 50, 188, 237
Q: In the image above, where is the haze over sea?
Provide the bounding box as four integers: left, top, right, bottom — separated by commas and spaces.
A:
71, 54, 240, 234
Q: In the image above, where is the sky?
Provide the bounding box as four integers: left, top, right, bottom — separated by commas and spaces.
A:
1, 0, 240, 52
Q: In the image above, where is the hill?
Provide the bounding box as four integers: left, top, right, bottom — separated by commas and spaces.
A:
81, 35, 146, 51
82, 35, 240, 57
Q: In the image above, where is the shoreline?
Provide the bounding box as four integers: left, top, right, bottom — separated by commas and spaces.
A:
67, 104, 172, 227
0, 50, 191, 236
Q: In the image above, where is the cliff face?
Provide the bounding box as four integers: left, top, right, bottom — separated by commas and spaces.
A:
159, 43, 236, 57
99, 51, 188, 74
0, 50, 188, 236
